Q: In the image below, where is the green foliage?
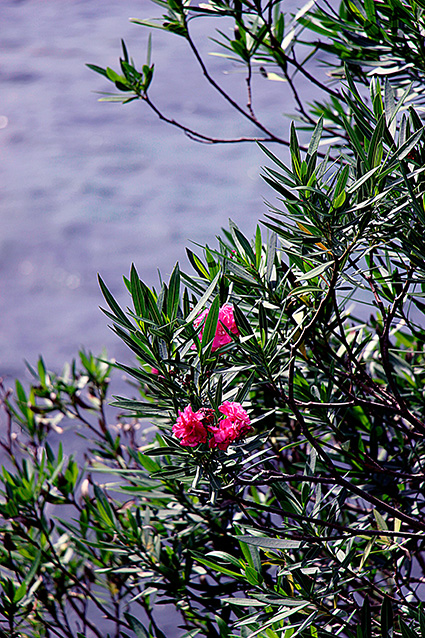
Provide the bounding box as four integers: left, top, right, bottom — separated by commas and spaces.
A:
86, 0, 425, 146
4, 0, 425, 637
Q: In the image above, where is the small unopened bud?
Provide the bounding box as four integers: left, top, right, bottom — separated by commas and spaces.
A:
80, 479, 90, 499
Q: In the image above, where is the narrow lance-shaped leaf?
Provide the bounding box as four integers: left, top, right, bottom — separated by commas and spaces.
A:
235, 372, 255, 403
266, 232, 277, 282
185, 271, 221, 324
307, 115, 323, 160
255, 225, 262, 269
98, 274, 133, 330
231, 223, 256, 265
186, 248, 210, 279
364, 0, 377, 23
361, 597, 372, 638
384, 78, 396, 138
124, 613, 150, 638
130, 264, 146, 320
167, 262, 181, 319
381, 596, 394, 638
290, 122, 302, 177
234, 535, 302, 550
201, 295, 220, 353
233, 304, 254, 336
295, 261, 332, 282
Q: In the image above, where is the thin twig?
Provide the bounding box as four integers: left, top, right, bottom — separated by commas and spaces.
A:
143, 93, 293, 145
246, 59, 255, 118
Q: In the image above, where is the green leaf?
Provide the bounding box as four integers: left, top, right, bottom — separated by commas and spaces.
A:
290, 122, 301, 175
221, 597, 265, 607
235, 526, 262, 572
361, 597, 371, 638
381, 597, 394, 638
347, 0, 366, 20
400, 620, 418, 638
334, 165, 350, 200
216, 615, 232, 638
230, 223, 256, 265
235, 535, 301, 550
185, 272, 221, 324
201, 295, 220, 353
135, 453, 160, 473
167, 262, 181, 319
110, 397, 168, 417
24, 550, 42, 587
258, 142, 296, 177
86, 63, 108, 78
98, 274, 133, 330
259, 302, 268, 344
124, 613, 150, 638
266, 232, 277, 282
245, 565, 263, 586
15, 379, 27, 405
373, 509, 388, 531
295, 261, 332, 282
393, 129, 423, 163
384, 78, 397, 137
342, 114, 367, 163
205, 246, 219, 278
346, 166, 381, 194
214, 373, 223, 407
364, 0, 376, 23
151, 466, 190, 479
130, 264, 145, 319
233, 304, 254, 337
419, 611, 425, 638
226, 258, 258, 284
307, 116, 323, 159
333, 190, 346, 208
106, 66, 125, 83
187, 248, 210, 279
121, 39, 129, 63
13, 582, 27, 604
367, 113, 385, 169
192, 552, 244, 579
234, 372, 255, 403
255, 225, 262, 269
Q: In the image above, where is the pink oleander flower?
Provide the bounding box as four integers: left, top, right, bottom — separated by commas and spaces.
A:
151, 367, 159, 375
219, 401, 251, 436
173, 401, 251, 451
209, 401, 252, 450
208, 418, 237, 450
193, 304, 239, 352
172, 405, 208, 447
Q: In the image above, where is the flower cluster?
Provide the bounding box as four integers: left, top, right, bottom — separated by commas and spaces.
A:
194, 304, 239, 352
172, 401, 251, 450
172, 405, 210, 447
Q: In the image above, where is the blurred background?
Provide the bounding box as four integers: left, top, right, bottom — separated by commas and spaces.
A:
1, 0, 315, 382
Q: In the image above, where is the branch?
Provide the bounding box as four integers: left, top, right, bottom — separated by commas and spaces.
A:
378, 267, 425, 433
236, 494, 424, 539
181, 18, 329, 155
142, 94, 291, 145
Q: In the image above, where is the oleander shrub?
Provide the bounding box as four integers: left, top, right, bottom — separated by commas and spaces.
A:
2, 0, 425, 637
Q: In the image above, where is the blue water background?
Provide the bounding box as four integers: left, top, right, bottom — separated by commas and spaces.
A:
0, 0, 321, 382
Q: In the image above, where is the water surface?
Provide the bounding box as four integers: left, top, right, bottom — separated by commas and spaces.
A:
1, 0, 321, 382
